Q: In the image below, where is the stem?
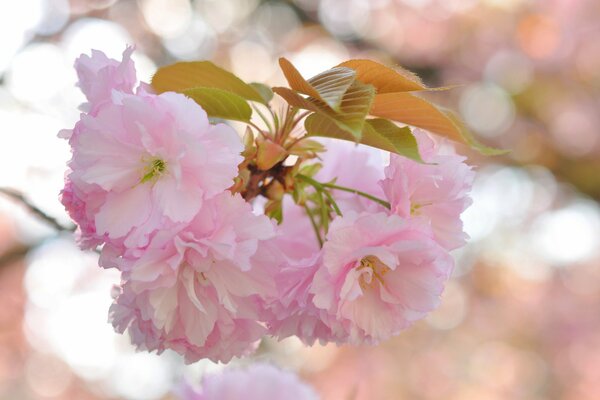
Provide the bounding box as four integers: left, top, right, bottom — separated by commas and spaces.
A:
322, 190, 342, 216
248, 121, 268, 139
291, 110, 311, 128
297, 174, 391, 209
323, 182, 391, 209
0, 188, 75, 232
303, 204, 323, 247
278, 106, 299, 144
296, 174, 342, 218
252, 104, 273, 133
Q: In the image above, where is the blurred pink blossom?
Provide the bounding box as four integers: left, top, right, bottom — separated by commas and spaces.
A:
180, 363, 319, 400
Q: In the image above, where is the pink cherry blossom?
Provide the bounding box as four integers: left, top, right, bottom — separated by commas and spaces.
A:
110, 192, 277, 363
60, 179, 105, 250
311, 211, 454, 345
267, 250, 347, 345
380, 129, 475, 250
265, 200, 347, 344
315, 139, 386, 214
63, 91, 243, 248
179, 363, 319, 400
74, 46, 137, 115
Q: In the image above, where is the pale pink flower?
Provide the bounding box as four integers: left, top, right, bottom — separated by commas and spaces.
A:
266, 250, 347, 345
311, 211, 453, 345
60, 179, 105, 250
263, 199, 345, 344
110, 193, 277, 363
74, 46, 137, 115
380, 129, 475, 250
64, 91, 243, 248
179, 363, 319, 400
315, 139, 386, 214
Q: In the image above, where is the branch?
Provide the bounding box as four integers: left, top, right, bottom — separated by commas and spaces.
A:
0, 188, 75, 232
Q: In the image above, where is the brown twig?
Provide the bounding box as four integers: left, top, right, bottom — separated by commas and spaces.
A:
0, 188, 75, 232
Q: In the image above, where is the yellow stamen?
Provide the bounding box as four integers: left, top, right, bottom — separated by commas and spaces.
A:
357, 255, 391, 290
140, 158, 166, 183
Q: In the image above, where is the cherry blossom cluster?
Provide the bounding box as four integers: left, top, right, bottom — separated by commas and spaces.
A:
61, 48, 474, 363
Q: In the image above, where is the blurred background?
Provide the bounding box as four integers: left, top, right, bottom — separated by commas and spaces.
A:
1, 0, 599, 399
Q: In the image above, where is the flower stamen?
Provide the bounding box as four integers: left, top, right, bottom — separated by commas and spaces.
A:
357, 255, 391, 290
141, 158, 166, 183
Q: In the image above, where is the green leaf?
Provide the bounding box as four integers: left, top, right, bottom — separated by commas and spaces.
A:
288, 138, 326, 156
278, 58, 356, 112
369, 92, 507, 155
272, 87, 324, 113
331, 80, 375, 139
364, 119, 423, 162
182, 87, 252, 122
306, 67, 356, 111
305, 114, 423, 162
274, 81, 375, 141
152, 61, 265, 103
265, 199, 283, 224
298, 162, 322, 178
249, 82, 274, 104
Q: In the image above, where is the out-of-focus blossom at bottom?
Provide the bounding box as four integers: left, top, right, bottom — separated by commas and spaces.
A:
178, 363, 319, 400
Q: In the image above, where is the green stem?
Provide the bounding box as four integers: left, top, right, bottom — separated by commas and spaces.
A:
251, 104, 274, 133
297, 174, 391, 210
303, 204, 323, 247
322, 190, 342, 216
248, 121, 268, 139
296, 174, 342, 217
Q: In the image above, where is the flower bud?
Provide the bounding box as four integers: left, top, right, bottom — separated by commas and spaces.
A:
256, 139, 287, 170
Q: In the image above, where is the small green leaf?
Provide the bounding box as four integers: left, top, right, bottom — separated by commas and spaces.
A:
330, 80, 375, 140
364, 119, 423, 162
288, 138, 326, 156
249, 82, 274, 104
307, 67, 356, 111
265, 199, 283, 224
152, 61, 265, 103
298, 162, 322, 178
183, 87, 252, 122
274, 81, 375, 141
305, 114, 423, 162
278, 58, 356, 112
272, 87, 324, 113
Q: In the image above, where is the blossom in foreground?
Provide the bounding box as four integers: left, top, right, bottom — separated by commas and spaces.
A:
63, 91, 243, 249
110, 193, 277, 363
380, 129, 475, 250
179, 363, 319, 400
311, 212, 454, 344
